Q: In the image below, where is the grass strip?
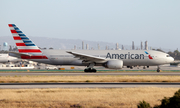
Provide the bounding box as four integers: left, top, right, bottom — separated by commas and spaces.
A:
0, 87, 178, 108
0, 75, 180, 83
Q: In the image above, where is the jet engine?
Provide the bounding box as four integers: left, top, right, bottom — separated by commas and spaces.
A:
104, 60, 123, 69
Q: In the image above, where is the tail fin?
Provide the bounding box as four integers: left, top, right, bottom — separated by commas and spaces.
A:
8, 24, 48, 59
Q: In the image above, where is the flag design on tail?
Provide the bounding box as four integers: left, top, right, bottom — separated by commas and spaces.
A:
8, 24, 48, 59
144, 51, 153, 59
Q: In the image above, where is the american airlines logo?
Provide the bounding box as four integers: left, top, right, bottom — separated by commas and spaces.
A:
145, 51, 153, 59
106, 52, 145, 59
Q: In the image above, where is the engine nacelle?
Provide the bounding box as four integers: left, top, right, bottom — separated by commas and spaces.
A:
104, 60, 123, 69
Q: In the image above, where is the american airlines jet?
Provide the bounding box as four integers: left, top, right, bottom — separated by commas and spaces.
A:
8, 24, 174, 72
0, 53, 21, 63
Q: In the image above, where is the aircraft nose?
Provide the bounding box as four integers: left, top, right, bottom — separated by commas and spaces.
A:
169, 57, 174, 63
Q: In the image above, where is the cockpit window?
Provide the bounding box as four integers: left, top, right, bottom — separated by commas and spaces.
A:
166, 55, 170, 57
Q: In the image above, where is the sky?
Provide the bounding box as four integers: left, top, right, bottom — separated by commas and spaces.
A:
0, 0, 180, 50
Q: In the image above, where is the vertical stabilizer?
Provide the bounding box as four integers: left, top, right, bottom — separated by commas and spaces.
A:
8, 24, 48, 59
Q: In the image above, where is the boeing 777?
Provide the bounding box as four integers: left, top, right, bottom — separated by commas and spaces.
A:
8, 24, 174, 72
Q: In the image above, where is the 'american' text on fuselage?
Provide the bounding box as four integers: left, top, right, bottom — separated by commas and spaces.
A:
106, 52, 144, 59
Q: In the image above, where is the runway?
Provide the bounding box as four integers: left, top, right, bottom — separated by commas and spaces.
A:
1, 72, 180, 76
0, 82, 180, 89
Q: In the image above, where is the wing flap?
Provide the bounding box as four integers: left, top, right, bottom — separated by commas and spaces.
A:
67, 51, 106, 62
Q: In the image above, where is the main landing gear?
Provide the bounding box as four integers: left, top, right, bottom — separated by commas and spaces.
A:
84, 68, 96, 72
84, 62, 97, 73
157, 66, 160, 72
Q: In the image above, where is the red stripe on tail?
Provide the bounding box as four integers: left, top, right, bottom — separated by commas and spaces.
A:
8, 24, 13, 27
18, 49, 42, 53
13, 36, 22, 40
16, 43, 26, 46
11, 30, 17, 33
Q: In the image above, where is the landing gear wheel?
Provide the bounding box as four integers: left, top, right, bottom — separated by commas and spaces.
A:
157, 66, 160, 72
88, 68, 92, 72
157, 69, 160, 72
92, 68, 97, 73
84, 69, 88, 72
143, 66, 146, 69
84, 68, 97, 73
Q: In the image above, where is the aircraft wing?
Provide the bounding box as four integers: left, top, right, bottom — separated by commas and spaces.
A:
66, 51, 106, 62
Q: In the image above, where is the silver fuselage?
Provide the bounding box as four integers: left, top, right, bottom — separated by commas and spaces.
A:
29, 50, 174, 67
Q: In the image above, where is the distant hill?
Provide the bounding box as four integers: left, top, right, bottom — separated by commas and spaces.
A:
0, 36, 123, 50
0, 36, 174, 52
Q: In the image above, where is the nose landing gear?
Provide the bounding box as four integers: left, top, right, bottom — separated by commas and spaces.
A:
157, 66, 160, 72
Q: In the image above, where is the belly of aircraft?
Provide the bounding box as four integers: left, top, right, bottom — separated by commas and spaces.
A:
49, 57, 84, 66
123, 59, 162, 66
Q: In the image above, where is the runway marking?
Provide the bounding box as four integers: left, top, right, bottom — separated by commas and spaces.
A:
0, 72, 180, 76
0, 82, 180, 89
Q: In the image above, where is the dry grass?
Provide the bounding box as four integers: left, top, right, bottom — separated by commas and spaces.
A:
0, 87, 178, 108
0, 75, 180, 83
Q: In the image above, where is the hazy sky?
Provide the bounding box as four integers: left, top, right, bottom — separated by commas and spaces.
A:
0, 0, 180, 50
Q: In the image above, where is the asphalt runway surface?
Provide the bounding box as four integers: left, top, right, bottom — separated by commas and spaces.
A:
1, 72, 180, 76
0, 82, 180, 89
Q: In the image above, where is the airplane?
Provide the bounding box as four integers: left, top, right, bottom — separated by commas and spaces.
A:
8, 24, 174, 72
0, 53, 21, 63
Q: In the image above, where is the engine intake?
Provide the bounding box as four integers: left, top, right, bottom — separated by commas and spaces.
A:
104, 60, 123, 69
